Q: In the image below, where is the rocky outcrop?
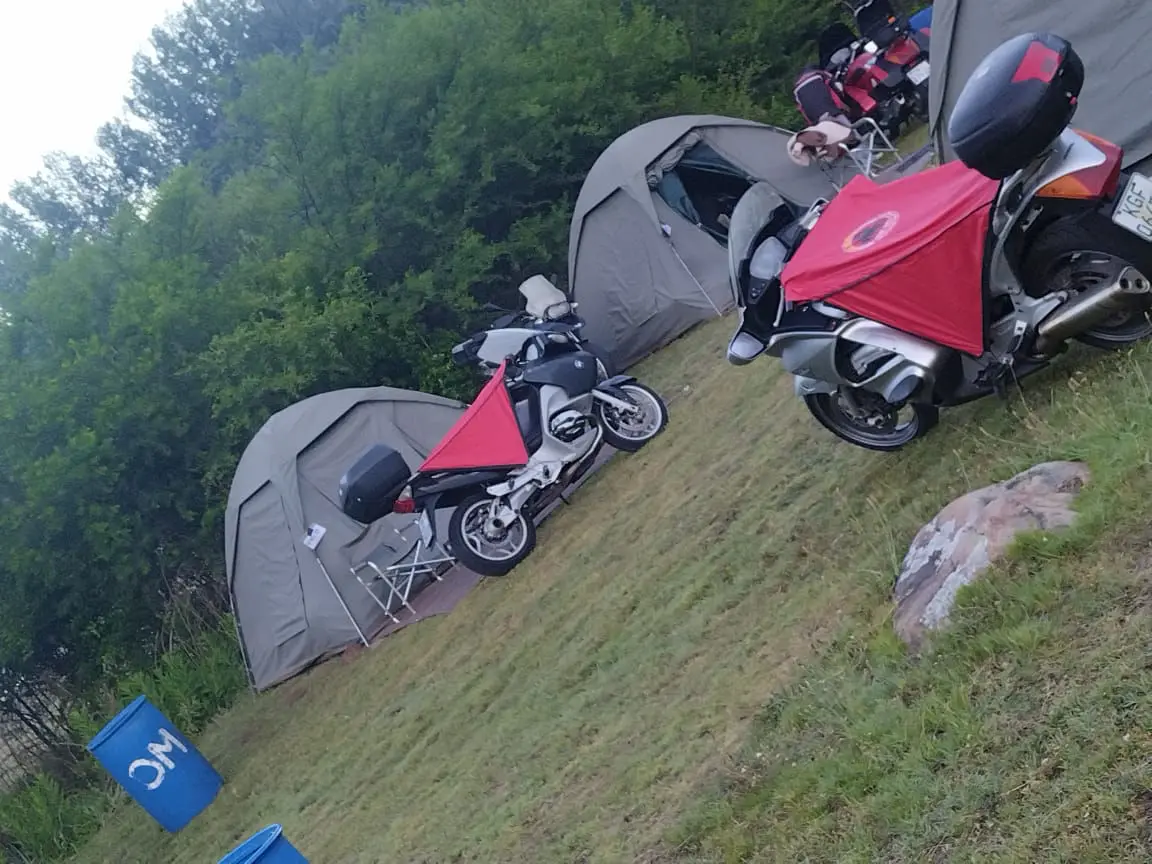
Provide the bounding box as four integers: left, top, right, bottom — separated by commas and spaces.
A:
894, 461, 1090, 648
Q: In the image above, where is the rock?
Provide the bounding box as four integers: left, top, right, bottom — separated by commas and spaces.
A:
893, 461, 1090, 648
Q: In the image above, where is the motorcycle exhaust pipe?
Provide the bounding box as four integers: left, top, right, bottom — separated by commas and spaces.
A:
1033, 266, 1152, 356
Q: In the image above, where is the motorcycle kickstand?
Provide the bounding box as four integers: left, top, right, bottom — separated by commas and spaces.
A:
990, 363, 1024, 401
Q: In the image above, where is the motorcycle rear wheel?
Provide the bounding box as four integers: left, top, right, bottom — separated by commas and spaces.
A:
1022, 214, 1152, 349
448, 494, 536, 577
804, 391, 938, 452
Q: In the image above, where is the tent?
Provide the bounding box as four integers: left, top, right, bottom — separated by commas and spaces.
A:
929, 0, 1152, 174
225, 386, 466, 690
568, 115, 848, 371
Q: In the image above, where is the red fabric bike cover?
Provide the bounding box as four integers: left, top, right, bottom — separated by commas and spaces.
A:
418, 361, 531, 473
781, 161, 999, 356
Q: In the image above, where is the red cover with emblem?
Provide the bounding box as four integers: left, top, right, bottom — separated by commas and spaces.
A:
781, 161, 999, 356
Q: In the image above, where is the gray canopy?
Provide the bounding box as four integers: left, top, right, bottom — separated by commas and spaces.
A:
568, 115, 846, 371
930, 0, 1152, 174
225, 386, 465, 690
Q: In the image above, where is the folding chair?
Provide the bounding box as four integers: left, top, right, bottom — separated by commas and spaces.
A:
787, 119, 898, 184
349, 516, 455, 624
844, 116, 900, 177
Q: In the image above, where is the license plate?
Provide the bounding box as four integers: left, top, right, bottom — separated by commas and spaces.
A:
1113, 172, 1152, 242
907, 61, 930, 85
417, 510, 434, 545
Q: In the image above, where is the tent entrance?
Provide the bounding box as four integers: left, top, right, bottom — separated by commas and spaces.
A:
652, 143, 753, 244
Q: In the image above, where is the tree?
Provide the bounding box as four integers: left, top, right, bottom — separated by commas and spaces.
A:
0, 0, 835, 706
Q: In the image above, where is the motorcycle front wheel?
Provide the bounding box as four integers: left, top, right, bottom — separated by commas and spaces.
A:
804, 391, 938, 452
595, 382, 669, 452
448, 494, 537, 577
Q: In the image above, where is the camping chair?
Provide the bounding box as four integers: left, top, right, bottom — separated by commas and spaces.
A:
843, 116, 900, 176
349, 516, 455, 625
787, 118, 898, 181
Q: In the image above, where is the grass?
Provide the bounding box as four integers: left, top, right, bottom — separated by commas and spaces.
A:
69, 314, 1152, 863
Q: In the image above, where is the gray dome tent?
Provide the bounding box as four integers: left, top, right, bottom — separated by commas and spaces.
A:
929, 0, 1152, 174
225, 385, 465, 690
568, 115, 849, 371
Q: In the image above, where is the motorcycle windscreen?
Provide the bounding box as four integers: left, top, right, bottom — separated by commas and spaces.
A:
781, 162, 999, 357
418, 361, 530, 473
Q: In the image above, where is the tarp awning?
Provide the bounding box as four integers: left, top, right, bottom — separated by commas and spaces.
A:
418, 363, 529, 473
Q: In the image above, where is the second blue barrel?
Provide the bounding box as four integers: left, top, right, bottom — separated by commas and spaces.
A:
86, 695, 222, 832
218, 825, 309, 863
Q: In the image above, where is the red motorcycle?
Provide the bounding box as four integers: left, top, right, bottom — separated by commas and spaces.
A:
800, 0, 930, 137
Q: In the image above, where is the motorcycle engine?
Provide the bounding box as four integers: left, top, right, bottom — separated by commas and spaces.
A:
550, 409, 589, 443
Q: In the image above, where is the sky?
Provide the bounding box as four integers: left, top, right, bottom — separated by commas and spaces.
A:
0, 0, 187, 196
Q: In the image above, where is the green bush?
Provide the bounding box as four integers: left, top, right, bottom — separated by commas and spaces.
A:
0, 775, 106, 862
112, 620, 246, 737
0, 620, 245, 862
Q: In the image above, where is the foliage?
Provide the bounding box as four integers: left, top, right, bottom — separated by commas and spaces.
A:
0, 0, 900, 858
0, 774, 106, 862
0, 620, 244, 862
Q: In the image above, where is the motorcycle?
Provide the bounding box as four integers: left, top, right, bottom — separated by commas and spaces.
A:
728, 32, 1152, 452
806, 0, 930, 137
339, 306, 669, 575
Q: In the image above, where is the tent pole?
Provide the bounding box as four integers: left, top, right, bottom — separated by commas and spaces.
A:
314, 555, 370, 646
229, 588, 257, 690
667, 240, 723, 316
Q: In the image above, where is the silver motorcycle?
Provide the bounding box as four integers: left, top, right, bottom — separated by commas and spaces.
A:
462, 275, 614, 380
727, 32, 1152, 451
341, 277, 669, 576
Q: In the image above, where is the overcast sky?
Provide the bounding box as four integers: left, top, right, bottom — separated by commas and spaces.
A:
0, 0, 187, 195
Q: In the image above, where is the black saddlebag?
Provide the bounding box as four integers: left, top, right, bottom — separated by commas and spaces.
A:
339, 444, 412, 523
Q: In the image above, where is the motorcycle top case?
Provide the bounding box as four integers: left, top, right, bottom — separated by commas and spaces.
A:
339, 444, 413, 524
948, 32, 1084, 180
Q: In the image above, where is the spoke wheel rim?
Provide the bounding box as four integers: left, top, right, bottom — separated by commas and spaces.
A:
460, 500, 528, 562
818, 392, 922, 448
602, 386, 662, 441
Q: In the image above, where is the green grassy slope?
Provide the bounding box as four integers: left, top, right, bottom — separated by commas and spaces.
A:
72, 315, 1152, 863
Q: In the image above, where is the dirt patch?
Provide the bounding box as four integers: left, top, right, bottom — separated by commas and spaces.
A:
1132, 789, 1152, 840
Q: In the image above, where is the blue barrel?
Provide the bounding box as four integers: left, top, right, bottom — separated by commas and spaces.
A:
219, 825, 309, 863
86, 695, 222, 832
909, 5, 933, 31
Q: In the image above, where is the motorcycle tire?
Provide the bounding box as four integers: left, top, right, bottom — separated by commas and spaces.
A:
595, 381, 669, 453
912, 81, 930, 122
448, 494, 537, 577
804, 392, 938, 452
1021, 212, 1152, 350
